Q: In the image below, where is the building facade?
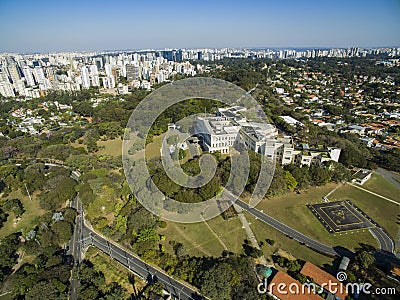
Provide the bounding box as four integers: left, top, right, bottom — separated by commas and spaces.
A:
195, 107, 341, 167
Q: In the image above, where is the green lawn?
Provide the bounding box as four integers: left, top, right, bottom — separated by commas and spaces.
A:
253, 184, 378, 251
70, 139, 87, 151
145, 134, 165, 160
96, 138, 123, 157
206, 216, 247, 254
159, 215, 246, 257
330, 182, 400, 240
158, 180, 398, 266
0, 190, 47, 238
361, 173, 399, 201
85, 246, 145, 296
246, 212, 334, 268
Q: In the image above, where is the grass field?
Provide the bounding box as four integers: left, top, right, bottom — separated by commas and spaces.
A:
70, 139, 87, 151
245, 212, 334, 267
156, 163, 399, 265
0, 190, 47, 238
361, 173, 399, 201
145, 134, 165, 160
96, 138, 123, 157
85, 246, 145, 297
330, 179, 400, 240
205, 216, 247, 253
160, 215, 247, 257
252, 184, 379, 251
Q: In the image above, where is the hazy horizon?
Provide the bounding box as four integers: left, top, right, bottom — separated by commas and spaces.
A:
1, 0, 399, 53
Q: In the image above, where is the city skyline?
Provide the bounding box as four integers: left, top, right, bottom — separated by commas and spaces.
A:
0, 0, 399, 53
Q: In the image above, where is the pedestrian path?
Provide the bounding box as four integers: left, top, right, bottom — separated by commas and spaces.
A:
234, 203, 267, 265
348, 182, 400, 206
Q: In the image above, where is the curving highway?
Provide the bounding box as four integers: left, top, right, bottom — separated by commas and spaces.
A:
11, 158, 394, 298
80, 221, 204, 300
234, 199, 339, 257
232, 194, 395, 255
370, 227, 395, 253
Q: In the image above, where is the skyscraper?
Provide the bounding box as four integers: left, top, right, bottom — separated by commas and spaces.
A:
22, 66, 36, 86
0, 81, 15, 97
33, 67, 46, 85
81, 66, 91, 89
7, 64, 21, 84
90, 65, 100, 87
126, 64, 140, 81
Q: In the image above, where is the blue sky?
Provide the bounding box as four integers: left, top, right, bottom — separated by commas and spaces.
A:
0, 0, 399, 52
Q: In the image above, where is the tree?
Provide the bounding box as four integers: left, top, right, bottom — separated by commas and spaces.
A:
78, 285, 99, 299
267, 165, 287, 196
166, 135, 179, 145
200, 263, 233, 300
56, 176, 77, 202
284, 171, 298, 190
114, 215, 127, 234
243, 244, 263, 258
152, 171, 180, 197
136, 227, 159, 243
354, 250, 375, 271
0, 209, 8, 228
51, 221, 72, 245
199, 177, 220, 201
286, 260, 302, 272
3, 198, 24, 217
103, 283, 127, 300
0, 233, 20, 284
329, 162, 352, 182
311, 167, 331, 186
173, 243, 186, 257
290, 167, 310, 189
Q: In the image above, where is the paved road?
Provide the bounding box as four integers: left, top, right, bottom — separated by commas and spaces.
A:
68, 197, 83, 300
370, 227, 395, 253
234, 204, 267, 264
81, 223, 204, 300
234, 199, 339, 257
375, 168, 400, 190
234, 197, 395, 255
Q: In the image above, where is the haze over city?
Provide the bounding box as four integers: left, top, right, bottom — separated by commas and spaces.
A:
0, 0, 399, 53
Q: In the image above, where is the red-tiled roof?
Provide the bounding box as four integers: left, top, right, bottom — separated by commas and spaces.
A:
300, 262, 348, 300
268, 271, 323, 300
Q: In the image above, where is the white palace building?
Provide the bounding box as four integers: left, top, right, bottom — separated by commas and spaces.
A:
194, 106, 341, 167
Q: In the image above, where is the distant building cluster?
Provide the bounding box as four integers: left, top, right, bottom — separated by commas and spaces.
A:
0, 51, 198, 98
194, 107, 340, 166
1, 46, 399, 98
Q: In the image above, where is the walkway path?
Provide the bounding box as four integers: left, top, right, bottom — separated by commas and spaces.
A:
323, 183, 342, 202
234, 204, 267, 265
347, 182, 400, 206
200, 216, 228, 251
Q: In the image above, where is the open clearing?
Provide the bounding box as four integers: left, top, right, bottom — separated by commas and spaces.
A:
96, 138, 123, 157
160, 215, 246, 257
0, 190, 47, 238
